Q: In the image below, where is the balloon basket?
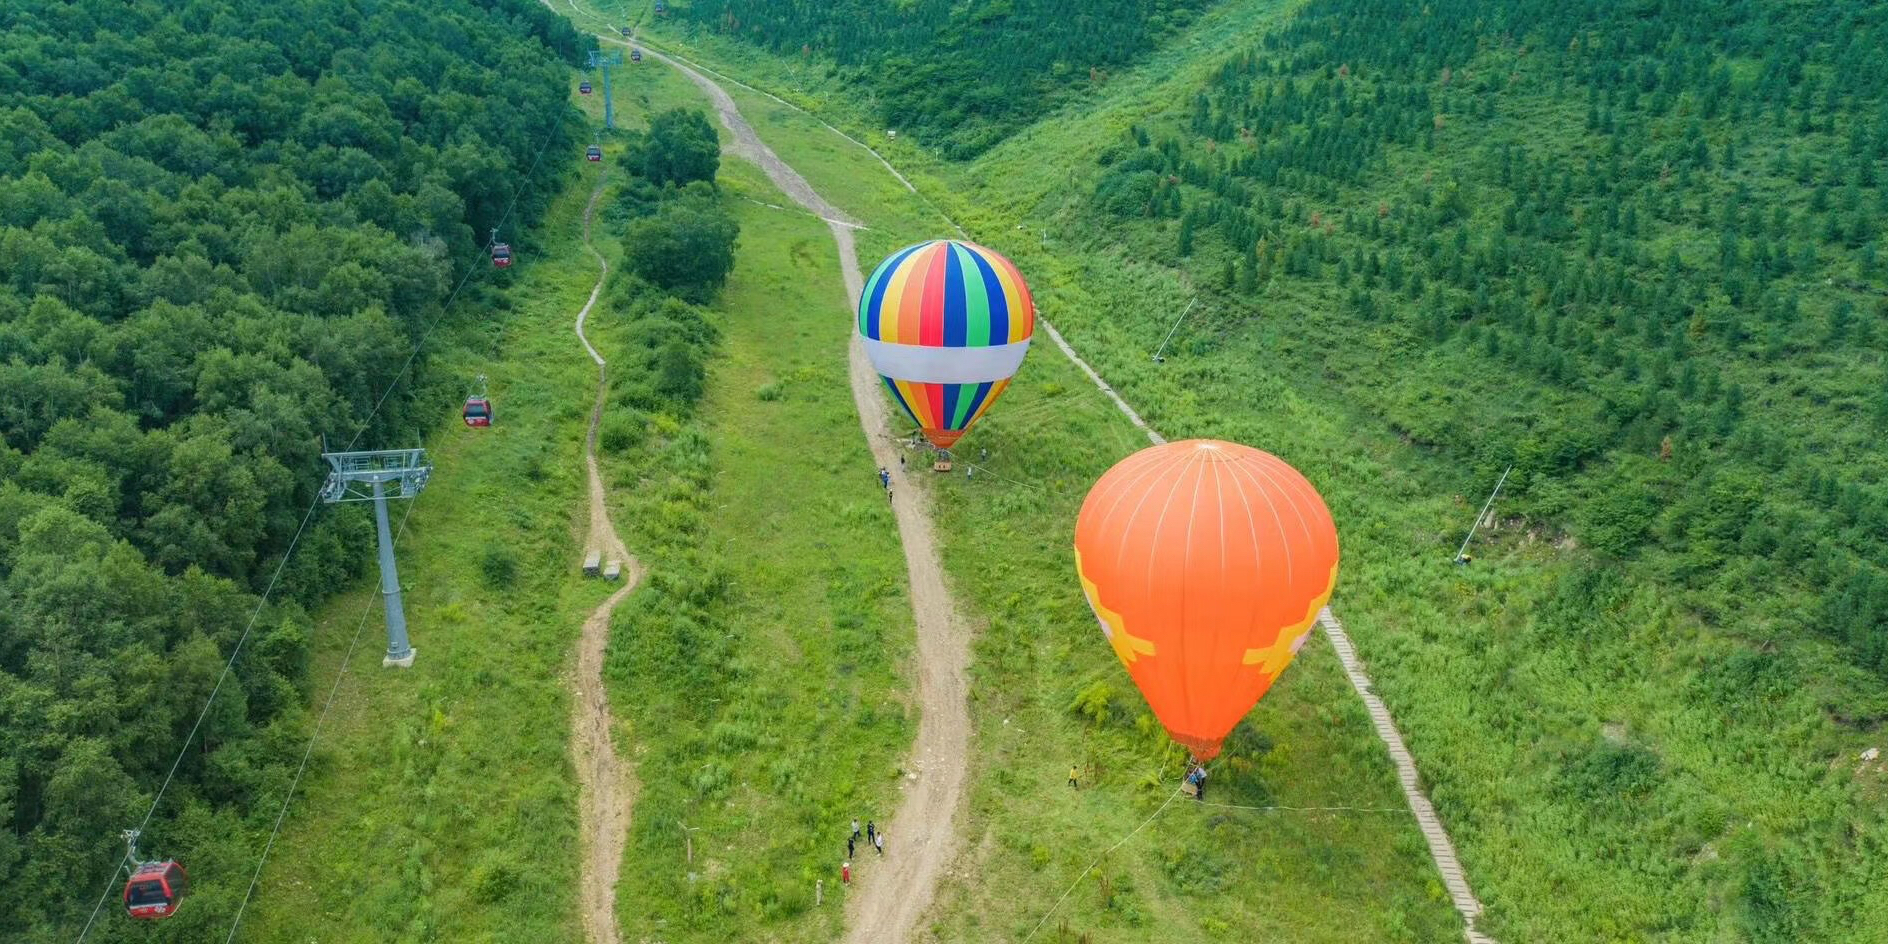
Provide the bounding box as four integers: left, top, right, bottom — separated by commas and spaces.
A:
933, 448, 952, 473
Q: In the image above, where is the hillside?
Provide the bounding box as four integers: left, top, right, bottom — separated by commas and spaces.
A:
10, 0, 1888, 941
0, 0, 583, 937
955, 0, 1888, 938
621, 0, 1888, 939
622, 0, 1216, 158
1074, 0, 1888, 668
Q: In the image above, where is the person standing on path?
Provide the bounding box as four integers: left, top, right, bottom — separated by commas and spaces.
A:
873, 831, 885, 856
899, 454, 906, 471
865, 820, 876, 846
878, 466, 890, 490
851, 818, 861, 842
1069, 764, 1080, 789
848, 834, 856, 860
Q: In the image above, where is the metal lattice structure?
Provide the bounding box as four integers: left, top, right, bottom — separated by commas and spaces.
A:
321, 448, 433, 667
587, 50, 624, 129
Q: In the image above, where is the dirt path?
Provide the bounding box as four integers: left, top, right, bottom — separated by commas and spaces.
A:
569, 174, 644, 944
630, 44, 973, 944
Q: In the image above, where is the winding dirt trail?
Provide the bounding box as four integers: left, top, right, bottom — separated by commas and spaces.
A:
569, 175, 644, 944
625, 43, 974, 944
616, 39, 1494, 943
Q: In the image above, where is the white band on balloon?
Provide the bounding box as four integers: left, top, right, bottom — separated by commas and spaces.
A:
860, 338, 1031, 384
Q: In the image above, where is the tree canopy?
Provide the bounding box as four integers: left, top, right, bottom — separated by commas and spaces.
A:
0, 0, 586, 936
621, 182, 740, 304
667, 0, 1214, 157
627, 107, 721, 188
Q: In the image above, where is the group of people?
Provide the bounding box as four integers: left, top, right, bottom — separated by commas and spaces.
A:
845, 817, 885, 877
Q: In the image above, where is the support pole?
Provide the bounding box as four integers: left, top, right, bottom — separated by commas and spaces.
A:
1453, 464, 1512, 565
1152, 298, 1199, 363
373, 479, 416, 667
588, 50, 623, 130
601, 61, 614, 130
320, 446, 430, 668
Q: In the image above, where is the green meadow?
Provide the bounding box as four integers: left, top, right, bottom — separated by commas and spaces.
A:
593, 0, 1888, 939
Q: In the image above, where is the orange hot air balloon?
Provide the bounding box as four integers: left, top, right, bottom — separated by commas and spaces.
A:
1072, 440, 1340, 761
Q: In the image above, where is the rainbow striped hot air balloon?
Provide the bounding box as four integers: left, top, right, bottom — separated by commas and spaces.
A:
857, 240, 1035, 450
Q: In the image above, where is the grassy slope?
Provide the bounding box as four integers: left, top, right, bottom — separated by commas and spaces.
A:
602, 6, 1888, 943
241, 105, 614, 942
552, 5, 1469, 943
593, 163, 918, 942
551, 61, 922, 941
937, 27, 1888, 944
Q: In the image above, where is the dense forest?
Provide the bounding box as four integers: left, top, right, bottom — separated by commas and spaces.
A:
0, 0, 584, 937
1085, 0, 1888, 675
660, 0, 1215, 157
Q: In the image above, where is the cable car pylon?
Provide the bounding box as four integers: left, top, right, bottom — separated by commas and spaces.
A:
318, 446, 434, 667
587, 49, 624, 129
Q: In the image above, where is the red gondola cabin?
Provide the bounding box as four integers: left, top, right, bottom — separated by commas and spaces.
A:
586, 145, 603, 162
463, 397, 493, 427
491, 242, 512, 268
124, 861, 187, 920
579, 81, 593, 94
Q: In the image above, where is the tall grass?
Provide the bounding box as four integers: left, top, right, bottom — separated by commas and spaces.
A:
590, 158, 918, 942
240, 155, 615, 944
558, 14, 1471, 942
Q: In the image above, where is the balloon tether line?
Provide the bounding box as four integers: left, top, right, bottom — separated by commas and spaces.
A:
1197, 801, 1405, 813
1019, 786, 1184, 944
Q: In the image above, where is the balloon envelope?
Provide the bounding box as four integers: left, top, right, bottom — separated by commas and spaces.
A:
856, 240, 1034, 450
1072, 440, 1340, 760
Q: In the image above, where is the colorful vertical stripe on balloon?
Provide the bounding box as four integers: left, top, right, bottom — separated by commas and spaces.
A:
857, 240, 1036, 449
858, 241, 1034, 346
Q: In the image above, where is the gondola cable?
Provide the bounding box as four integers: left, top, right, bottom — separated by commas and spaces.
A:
220, 498, 419, 944
215, 109, 567, 944
71, 106, 567, 943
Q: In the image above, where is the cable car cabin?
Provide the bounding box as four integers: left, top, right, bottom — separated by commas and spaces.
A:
124, 861, 187, 920
491, 242, 512, 268
655, 1, 666, 13
463, 396, 493, 427
579, 81, 593, 95
586, 145, 603, 162
631, 49, 643, 63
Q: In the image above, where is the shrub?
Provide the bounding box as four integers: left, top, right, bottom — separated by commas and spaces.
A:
480, 544, 519, 587
600, 414, 643, 453
626, 108, 720, 187
621, 183, 740, 303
